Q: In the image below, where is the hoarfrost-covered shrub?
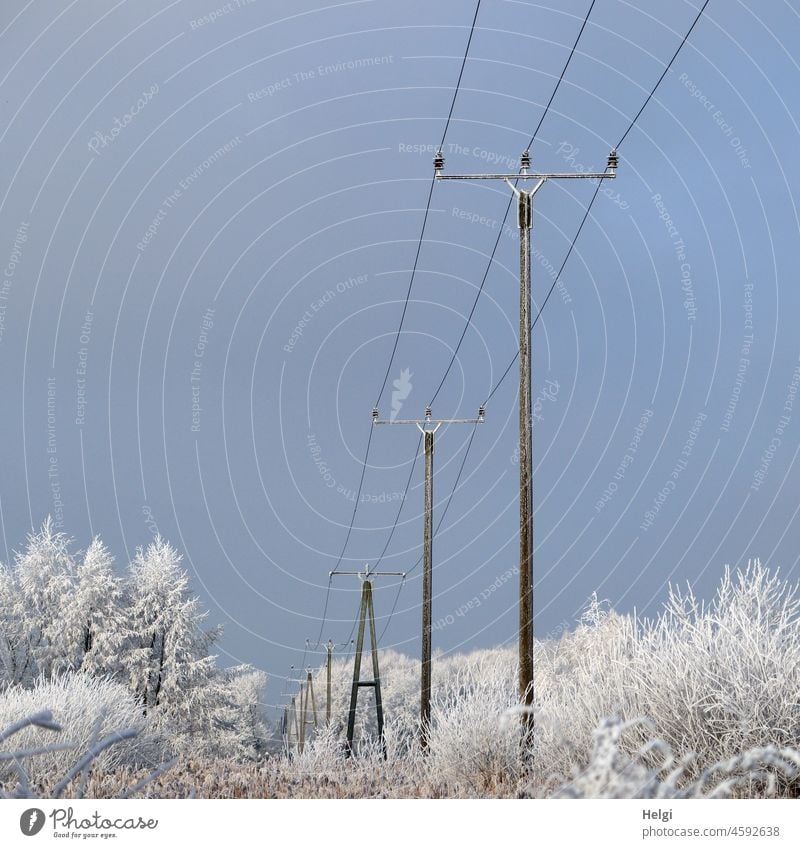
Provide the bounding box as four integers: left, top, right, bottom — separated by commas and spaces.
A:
533, 560, 800, 788
423, 655, 522, 794
552, 717, 800, 799
0, 674, 165, 789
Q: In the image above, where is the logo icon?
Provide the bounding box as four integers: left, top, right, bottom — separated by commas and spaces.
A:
20, 809, 45, 836
390, 368, 413, 421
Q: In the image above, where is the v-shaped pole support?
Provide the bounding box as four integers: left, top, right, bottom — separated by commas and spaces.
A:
331, 564, 405, 758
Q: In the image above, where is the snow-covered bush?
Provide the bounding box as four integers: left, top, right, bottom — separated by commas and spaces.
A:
0, 675, 164, 789
533, 560, 800, 789
422, 650, 522, 794
550, 716, 800, 799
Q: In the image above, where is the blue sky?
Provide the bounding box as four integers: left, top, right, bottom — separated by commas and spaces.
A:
0, 0, 799, 713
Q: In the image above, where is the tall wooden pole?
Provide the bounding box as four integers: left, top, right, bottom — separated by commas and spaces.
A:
517, 188, 534, 717
326, 640, 333, 724
421, 428, 434, 745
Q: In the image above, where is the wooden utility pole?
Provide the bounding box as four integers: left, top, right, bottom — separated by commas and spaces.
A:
326, 640, 334, 724
331, 564, 405, 758
436, 148, 617, 723
285, 694, 300, 756
373, 405, 483, 746
305, 669, 318, 727
298, 682, 306, 753
295, 671, 319, 753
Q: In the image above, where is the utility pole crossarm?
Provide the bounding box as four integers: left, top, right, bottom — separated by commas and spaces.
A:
433, 146, 618, 182
436, 171, 613, 180
375, 417, 482, 425
330, 569, 406, 578
372, 405, 484, 429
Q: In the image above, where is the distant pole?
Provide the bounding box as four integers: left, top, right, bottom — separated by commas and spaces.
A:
306, 669, 318, 727
289, 695, 300, 756
326, 640, 334, 724
298, 682, 306, 753
436, 147, 618, 725
373, 405, 484, 746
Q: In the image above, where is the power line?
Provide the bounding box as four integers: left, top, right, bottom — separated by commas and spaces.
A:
531, 0, 598, 141
429, 0, 598, 406
313, 424, 374, 647
484, 0, 710, 404
349, 1, 598, 658
617, 0, 710, 148
376, 0, 711, 644
375, 0, 484, 409
377, 422, 479, 642
310, 1, 484, 649
340, 424, 479, 650
332, 432, 423, 648
374, 0, 600, 641
313, 0, 710, 667
484, 177, 604, 403
373, 432, 423, 569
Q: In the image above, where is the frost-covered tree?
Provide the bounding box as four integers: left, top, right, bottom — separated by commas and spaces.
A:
120, 537, 219, 729
0, 562, 25, 688
58, 538, 124, 678
11, 519, 76, 682
224, 665, 269, 759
